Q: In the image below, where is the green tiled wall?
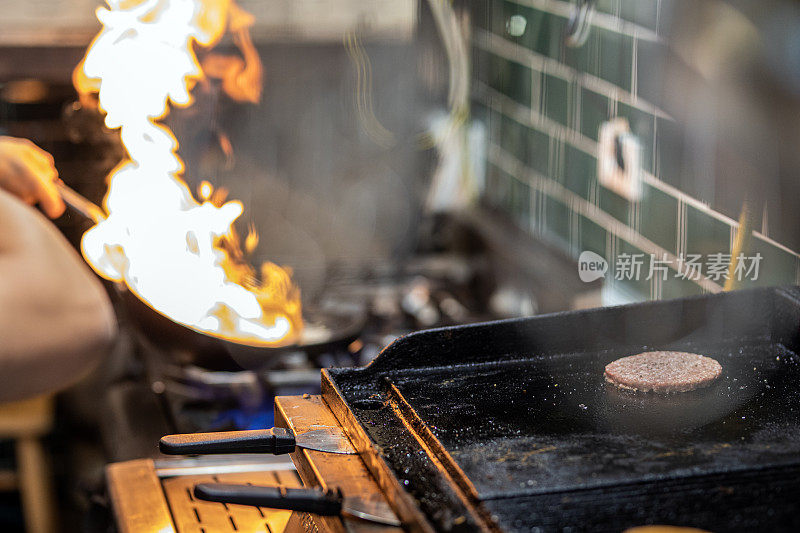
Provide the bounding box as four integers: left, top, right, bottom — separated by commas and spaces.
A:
469, 0, 800, 300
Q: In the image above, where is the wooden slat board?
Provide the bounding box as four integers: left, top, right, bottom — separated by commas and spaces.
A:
108, 459, 302, 533
162, 470, 302, 533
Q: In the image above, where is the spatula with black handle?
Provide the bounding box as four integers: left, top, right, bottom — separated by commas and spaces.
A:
193, 483, 401, 527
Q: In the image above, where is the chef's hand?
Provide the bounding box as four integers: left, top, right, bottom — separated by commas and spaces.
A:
0, 136, 65, 218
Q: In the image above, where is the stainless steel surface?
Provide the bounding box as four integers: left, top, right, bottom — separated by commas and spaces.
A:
342, 497, 402, 527
295, 427, 356, 455
155, 454, 295, 477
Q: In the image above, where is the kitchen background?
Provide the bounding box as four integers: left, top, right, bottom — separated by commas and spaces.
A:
3, 0, 799, 306
1, 0, 800, 531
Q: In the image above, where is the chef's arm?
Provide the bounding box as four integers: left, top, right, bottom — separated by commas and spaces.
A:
0, 189, 117, 401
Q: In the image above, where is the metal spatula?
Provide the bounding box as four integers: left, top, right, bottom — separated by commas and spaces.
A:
159, 426, 356, 455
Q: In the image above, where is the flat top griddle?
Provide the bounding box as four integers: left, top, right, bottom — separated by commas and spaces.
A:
322, 286, 800, 533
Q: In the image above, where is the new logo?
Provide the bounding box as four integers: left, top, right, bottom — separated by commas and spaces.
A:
578, 251, 608, 282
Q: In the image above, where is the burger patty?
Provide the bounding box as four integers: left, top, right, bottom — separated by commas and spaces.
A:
604, 351, 722, 393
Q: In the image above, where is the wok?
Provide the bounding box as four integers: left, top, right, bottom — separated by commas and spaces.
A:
119, 285, 366, 370
58, 182, 367, 370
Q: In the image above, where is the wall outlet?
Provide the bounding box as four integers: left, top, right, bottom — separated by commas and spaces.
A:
597, 118, 642, 201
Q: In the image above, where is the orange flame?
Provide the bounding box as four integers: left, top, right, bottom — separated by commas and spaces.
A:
74, 0, 302, 347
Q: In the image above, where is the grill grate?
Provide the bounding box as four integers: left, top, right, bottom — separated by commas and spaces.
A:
162, 470, 302, 533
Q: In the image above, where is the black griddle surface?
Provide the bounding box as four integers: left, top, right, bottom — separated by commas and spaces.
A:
388, 339, 800, 499
325, 287, 800, 532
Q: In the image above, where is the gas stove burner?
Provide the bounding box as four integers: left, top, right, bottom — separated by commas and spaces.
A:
110, 248, 499, 447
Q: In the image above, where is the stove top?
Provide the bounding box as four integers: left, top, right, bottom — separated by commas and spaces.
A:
101, 252, 508, 456
322, 286, 800, 532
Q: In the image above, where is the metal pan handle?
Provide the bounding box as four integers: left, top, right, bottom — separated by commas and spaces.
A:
194, 483, 343, 516
159, 428, 295, 455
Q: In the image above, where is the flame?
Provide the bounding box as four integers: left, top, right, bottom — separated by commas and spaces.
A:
200, 2, 263, 104
73, 0, 302, 347
198, 180, 213, 201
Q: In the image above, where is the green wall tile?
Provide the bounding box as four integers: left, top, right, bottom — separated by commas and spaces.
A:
619, 0, 658, 30
599, 186, 630, 224
545, 194, 571, 245
597, 28, 633, 91
639, 184, 678, 253
564, 145, 595, 200
527, 127, 550, 176
612, 240, 651, 298
738, 236, 798, 288
579, 215, 606, 256
473, 46, 491, 86
684, 206, 731, 258
564, 31, 599, 73
636, 39, 666, 106
549, 137, 565, 180
484, 163, 507, 208
471, 0, 492, 31
543, 74, 570, 126
509, 175, 532, 227
500, 115, 528, 163
655, 116, 681, 189
489, 56, 532, 107
490, 0, 506, 35
528, 11, 566, 60
483, 107, 496, 144
655, 116, 693, 192
617, 103, 655, 173
655, 117, 715, 206
581, 87, 610, 140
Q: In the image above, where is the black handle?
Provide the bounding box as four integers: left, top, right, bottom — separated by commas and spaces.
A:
159, 428, 295, 455
194, 483, 343, 516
